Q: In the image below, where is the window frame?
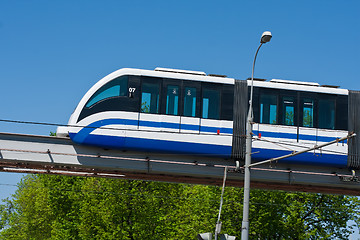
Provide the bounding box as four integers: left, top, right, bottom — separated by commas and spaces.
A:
221, 84, 234, 121
140, 76, 162, 114
201, 83, 222, 120
161, 78, 182, 116
183, 80, 201, 118
318, 97, 336, 130
280, 94, 297, 126
257, 88, 279, 125
85, 76, 129, 109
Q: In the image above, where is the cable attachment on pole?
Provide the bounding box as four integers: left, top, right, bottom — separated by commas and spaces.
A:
232, 161, 244, 173
339, 170, 360, 182
215, 166, 228, 240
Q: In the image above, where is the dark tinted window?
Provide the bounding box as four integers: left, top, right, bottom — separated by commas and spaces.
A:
318, 99, 335, 129
141, 81, 160, 114
282, 96, 295, 126
202, 88, 220, 119
184, 87, 197, 117
78, 75, 141, 122
336, 95, 348, 130
166, 85, 179, 115
86, 76, 128, 108
302, 98, 314, 127
260, 94, 277, 124
221, 84, 234, 121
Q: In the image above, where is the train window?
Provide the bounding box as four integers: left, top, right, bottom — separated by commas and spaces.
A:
336, 95, 348, 130
282, 96, 295, 126
221, 84, 234, 121
166, 85, 179, 115
85, 76, 128, 108
184, 87, 197, 117
318, 99, 335, 129
202, 88, 220, 119
260, 94, 277, 124
302, 98, 314, 127
141, 82, 160, 113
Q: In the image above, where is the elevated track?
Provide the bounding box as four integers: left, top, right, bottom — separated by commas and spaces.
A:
0, 132, 359, 195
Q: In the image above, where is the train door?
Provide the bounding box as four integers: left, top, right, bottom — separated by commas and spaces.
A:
180, 81, 201, 134
200, 83, 222, 135
255, 89, 283, 142
161, 79, 181, 132
298, 95, 317, 145
278, 93, 298, 145
139, 77, 162, 132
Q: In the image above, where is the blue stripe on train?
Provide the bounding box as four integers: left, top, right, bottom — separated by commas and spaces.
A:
70, 132, 232, 157
70, 132, 347, 167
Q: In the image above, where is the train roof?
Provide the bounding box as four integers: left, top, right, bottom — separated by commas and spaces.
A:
105, 68, 236, 85
145, 67, 348, 95
87, 68, 349, 103
250, 78, 348, 95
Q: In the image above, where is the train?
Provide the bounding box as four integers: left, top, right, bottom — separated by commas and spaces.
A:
56, 67, 360, 169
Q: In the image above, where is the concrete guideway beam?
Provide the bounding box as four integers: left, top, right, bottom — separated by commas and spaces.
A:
0, 132, 359, 195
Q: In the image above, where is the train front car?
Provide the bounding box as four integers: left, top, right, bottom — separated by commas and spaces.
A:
56, 68, 235, 158
57, 67, 354, 169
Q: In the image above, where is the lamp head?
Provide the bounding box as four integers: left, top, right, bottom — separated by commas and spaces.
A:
261, 31, 272, 43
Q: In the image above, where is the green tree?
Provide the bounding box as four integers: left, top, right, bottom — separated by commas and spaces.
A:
303, 109, 313, 127
0, 175, 53, 239
285, 110, 294, 125
1, 174, 359, 239
141, 101, 150, 113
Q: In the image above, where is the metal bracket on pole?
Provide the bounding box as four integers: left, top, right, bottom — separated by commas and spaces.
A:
339, 170, 360, 182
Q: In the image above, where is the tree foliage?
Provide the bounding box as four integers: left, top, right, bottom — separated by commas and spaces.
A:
0, 174, 359, 239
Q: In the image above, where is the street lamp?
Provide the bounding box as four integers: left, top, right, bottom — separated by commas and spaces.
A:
241, 31, 272, 240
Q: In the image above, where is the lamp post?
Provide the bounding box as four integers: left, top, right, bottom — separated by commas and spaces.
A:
241, 31, 272, 240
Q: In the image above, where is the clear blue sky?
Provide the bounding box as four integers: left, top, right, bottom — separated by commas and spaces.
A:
0, 0, 359, 237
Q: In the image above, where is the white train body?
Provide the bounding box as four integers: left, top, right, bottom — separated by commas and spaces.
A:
57, 68, 350, 168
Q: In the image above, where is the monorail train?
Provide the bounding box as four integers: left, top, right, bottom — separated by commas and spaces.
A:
56, 67, 360, 169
